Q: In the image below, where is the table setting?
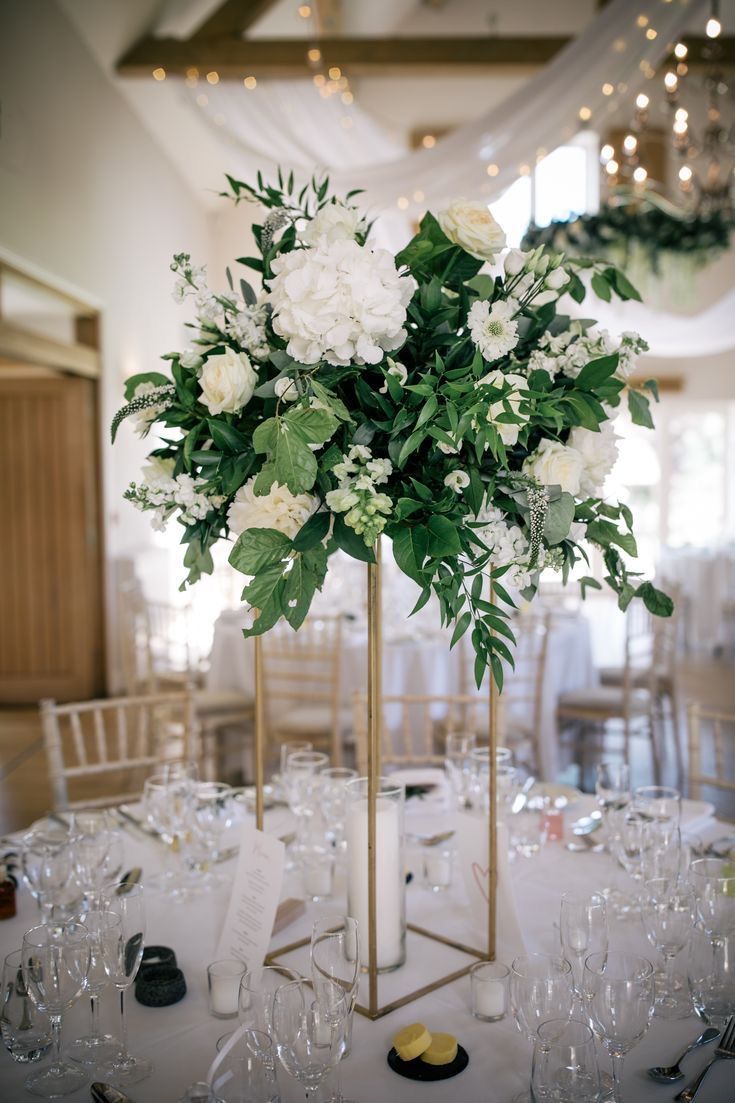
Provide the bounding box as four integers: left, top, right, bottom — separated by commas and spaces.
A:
2, 742, 734, 1103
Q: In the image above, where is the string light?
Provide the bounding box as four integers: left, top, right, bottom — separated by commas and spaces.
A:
605, 159, 619, 175
635, 92, 650, 110
206, 71, 220, 85
679, 164, 693, 182
600, 143, 615, 163
636, 14, 649, 27
421, 134, 436, 149
674, 42, 688, 59
244, 76, 257, 89
633, 166, 648, 183
313, 73, 325, 87
664, 71, 678, 92
578, 106, 592, 121
675, 107, 689, 123
298, 4, 312, 16
328, 66, 341, 80
602, 82, 615, 96
413, 190, 425, 203
152, 67, 166, 81
397, 196, 409, 210
341, 91, 353, 104
486, 163, 499, 176
673, 117, 688, 135
706, 15, 722, 38
185, 67, 199, 84
646, 27, 657, 40
623, 133, 638, 154
196, 93, 208, 107
308, 48, 321, 63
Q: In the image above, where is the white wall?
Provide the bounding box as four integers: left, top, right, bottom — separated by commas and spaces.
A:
0, 0, 212, 683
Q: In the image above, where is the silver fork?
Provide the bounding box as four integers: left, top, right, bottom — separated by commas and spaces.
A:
675, 1014, 735, 1102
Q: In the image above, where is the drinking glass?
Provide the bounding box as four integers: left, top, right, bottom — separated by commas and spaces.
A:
1, 949, 52, 1063
211, 1028, 280, 1103
216, 965, 300, 1055
311, 916, 359, 1059
531, 1018, 600, 1103
640, 880, 694, 1018
689, 858, 735, 938
284, 751, 329, 856
583, 951, 655, 1103
21, 921, 90, 1097
67, 909, 121, 1065
510, 954, 574, 1103
444, 731, 476, 808
21, 826, 75, 922
595, 762, 630, 819
279, 741, 313, 780
143, 772, 194, 895
639, 821, 682, 887
559, 892, 608, 997
688, 921, 735, 1028
633, 785, 681, 826
272, 979, 346, 1102
608, 807, 648, 891
98, 882, 151, 1085
319, 767, 358, 852
190, 782, 235, 881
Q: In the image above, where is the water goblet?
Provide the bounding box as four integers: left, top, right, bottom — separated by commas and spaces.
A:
639, 820, 682, 887
21, 921, 90, 1097
216, 964, 300, 1055
190, 782, 235, 882
559, 892, 608, 998
583, 951, 655, 1103
531, 1018, 600, 1103
595, 762, 631, 819
510, 954, 574, 1103
633, 785, 681, 826
21, 826, 75, 922
689, 857, 735, 939
688, 921, 735, 1028
272, 979, 347, 1102
640, 880, 694, 1018
1, 949, 52, 1063
97, 882, 152, 1085
66, 909, 122, 1065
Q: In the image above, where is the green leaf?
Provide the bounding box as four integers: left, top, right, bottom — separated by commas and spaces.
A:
282, 557, 317, 630
607, 266, 642, 303
292, 510, 331, 552
544, 493, 575, 545
579, 575, 602, 599
636, 581, 674, 617
332, 516, 375, 562
207, 419, 248, 453
575, 354, 620, 390
252, 417, 279, 454
242, 561, 287, 610
427, 515, 462, 557
397, 429, 427, 468
285, 406, 339, 445
392, 525, 429, 584
274, 424, 318, 492
627, 388, 654, 429
591, 272, 612, 303
450, 611, 472, 649
229, 528, 292, 576
123, 371, 169, 400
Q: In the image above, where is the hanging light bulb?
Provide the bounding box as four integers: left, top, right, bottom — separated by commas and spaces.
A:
635, 92, 650, 110
673, 118, 689, 136
605, 159, 619, 175
674, 42, 688, 59
706, 15, 722, 37
679, 164, 693, 182
600, 143, 615, 163
633, 166, 648, 183
623, 134, 638, 155
664, 71, 678, 92
675, 107, 689, 123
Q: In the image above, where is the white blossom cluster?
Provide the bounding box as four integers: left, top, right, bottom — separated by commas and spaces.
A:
325, 445, 393, 543
126, 457, 224, 531
473, 501, 545, 589
170, 252, 220, 327
225, 301, 270, 361
130, 382, 173, 437
527, 325, 648, 382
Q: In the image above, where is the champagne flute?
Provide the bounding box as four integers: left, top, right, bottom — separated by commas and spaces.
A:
688, 921, 735, 1028
21, 921, 90, 1097
444, 731, 476, 809
311, 916, 360, 1103
66, 909, 121, 1065
98, 882, 151, 1085
510, 954, 574, 1103
559, 892, 608, 998
640, 880, 694, 1018
284, 751, 329, 858
583, 951, 654, 1103
272, 979, 347, 1102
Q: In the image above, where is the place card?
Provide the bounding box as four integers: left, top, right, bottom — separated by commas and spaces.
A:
215, 826, 285, 969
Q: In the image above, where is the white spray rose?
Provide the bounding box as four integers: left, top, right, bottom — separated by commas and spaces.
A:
478, 369, 529, 446
179, 348, 204, 369
504, 249, 528, 277
523, 438, 585, 496
568, 421, 619, 497
274, 376, 299, 402
444, 470, 470, 493
301, 201, 366, 246
437, 200, 506, 262
199, 348, 258, 415
227, 478, 318, 540
545, 267, 570, 290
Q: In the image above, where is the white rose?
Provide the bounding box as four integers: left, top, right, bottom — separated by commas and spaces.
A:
274, 376, 299, 402
568, 421, 619, 497
437, 200, 506, 262
523, 438, 585, 496
227, 477, 318, 540
478, 369, 529, 446
180, 348, 204, 369
301, 201, 366, 246
199, 348, 258, 415
503, 249, 528, 277
437, 438, 461, 455
545, 267, 570, 290
444, 470, 470, 493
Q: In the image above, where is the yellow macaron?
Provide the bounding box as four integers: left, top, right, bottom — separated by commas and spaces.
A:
393, 1023, 432, 1062
420, 1032, 458, 1066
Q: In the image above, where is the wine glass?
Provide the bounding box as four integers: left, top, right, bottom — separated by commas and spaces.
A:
583, 951, 654, 1103
559, 892, 608, 998
143, 772, 194, 895
216, 965, 300, 1054
510, 954, 574, 1103
190, 782, 234, 881
311, 916, 359, 1103
211, 1028, 280, 1103
595, 762, 631, 820
444, 731, 476, 808
72, 811, 117, 905
97, 882, 151, 1085
272, 979, 347, 1102
640, 880, 694, 1018
21, 827, 75, 922
688, 921, 735, 1028
531, 1018, 600, 1103
21, 921, 90, 1097
689, 858, 735, 939
1, 949, 52, 1063
633, 785, 681, 826
639, 821, 682, 887
66, 908, 122, 1065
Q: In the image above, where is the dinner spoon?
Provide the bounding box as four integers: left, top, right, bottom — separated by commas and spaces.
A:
647, 1026, 720, 1082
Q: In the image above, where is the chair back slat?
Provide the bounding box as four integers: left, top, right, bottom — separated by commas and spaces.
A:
687, 702, 735, 801
93, 709, 107, 763
70, 712, 87, 766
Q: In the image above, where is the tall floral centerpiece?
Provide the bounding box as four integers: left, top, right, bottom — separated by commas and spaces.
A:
114, 172, 671, 691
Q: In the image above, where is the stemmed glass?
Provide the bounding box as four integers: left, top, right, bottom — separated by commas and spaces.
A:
272, 978, 347, 1102
510, 954, 574, 1103
284, 751, 329, 857
216, 965, 300, 1054
559, 892, 608, 999
190, 782, 234, 881
21, 921, 90, 1097
311, 916, 360, 1103
640, 880, 694, 1018
72, 811, 124, 906
531, 1019, 601, 1103
639, 821, 682, 887
1, 949, 52, 1063
143, 772, 195, 895
67, 908, 122, 1065
595, 762, 631, 821
689, 858, 735, 939
688, 922, 735, 1028
633, 785, 681, 827
97, 882, 151, 1085
444, 731, 476, 809
583, 951, 655, 1103
21, 827, 75, 922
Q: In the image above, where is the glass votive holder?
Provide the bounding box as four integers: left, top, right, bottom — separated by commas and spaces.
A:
471, 960, 510, 1022
422, 845, 453, 892
207, 959, 249, 1019
302, 850, 335, 902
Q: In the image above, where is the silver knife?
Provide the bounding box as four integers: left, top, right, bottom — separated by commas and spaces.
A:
91, 1083, 135, 1103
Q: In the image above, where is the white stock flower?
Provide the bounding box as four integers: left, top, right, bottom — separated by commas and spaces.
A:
468, 299, 519, 362
325, 487, 359, 512
478, 369, 529, 446
473, 501, 537, 586
444, 470, 470, 493
268, 239, 416, 367
523, 438, 584, 496
301, 201, 366, 246
568, 421, 619, 497
199, 348, 258, 415
437, 438, 461, 455
227, 478, 318, 540
274, 376, 299, 402
226, 303, 269, 361
437, 200, 506, 262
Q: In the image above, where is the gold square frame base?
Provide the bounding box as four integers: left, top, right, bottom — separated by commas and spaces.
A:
266, 921, 494, 1021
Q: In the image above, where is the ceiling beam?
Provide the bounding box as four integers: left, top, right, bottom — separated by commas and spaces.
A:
117, 34, 735, 78
190, 0, 279, 40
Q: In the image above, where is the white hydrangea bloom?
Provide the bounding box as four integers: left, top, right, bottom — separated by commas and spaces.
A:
568, 420, 619, 497
227, 478, 318, 540
268, 238, 416, 366
473, 502, 540, 587
468, 299, 519, 361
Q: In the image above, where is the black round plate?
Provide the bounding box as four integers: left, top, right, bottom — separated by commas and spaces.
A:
387, 1044, 469, 1082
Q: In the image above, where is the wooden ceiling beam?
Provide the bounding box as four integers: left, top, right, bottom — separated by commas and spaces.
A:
190, 0, 279, 40
117, 33, 735, 78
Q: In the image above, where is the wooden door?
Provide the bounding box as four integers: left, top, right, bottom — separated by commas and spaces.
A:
0, 373, 104, 702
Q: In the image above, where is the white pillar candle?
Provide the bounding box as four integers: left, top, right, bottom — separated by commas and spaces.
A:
209, 974, 240, 1018
346, 794, 405, 971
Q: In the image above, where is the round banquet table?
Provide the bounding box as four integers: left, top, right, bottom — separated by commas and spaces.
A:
0, 785, 730, 1103
206, 611, 596, 781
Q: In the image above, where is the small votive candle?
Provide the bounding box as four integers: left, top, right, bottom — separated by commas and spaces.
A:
207, 959, 248, 1019
423, 846, 453, 892
471, 960, 509, 1022
303, 851, 335, 902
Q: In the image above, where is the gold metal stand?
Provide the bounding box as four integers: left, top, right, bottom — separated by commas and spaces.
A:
264, 548, 498, 1020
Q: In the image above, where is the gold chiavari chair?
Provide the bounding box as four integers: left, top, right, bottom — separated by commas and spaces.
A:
687, 702, 735, 811
351, 692, 488, 774
40, 691, 197, 811
261, 614, 350, 766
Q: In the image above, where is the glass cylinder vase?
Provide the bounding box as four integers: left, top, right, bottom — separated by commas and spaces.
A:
345, 777, 406, 973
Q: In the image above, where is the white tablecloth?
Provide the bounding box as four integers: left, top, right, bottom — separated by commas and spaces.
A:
658, 545, 735, 655
1, 792, 730, 1103
207, 613, 596, 781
